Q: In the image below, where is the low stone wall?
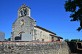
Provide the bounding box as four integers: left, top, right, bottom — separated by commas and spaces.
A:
0, 41, 70, 54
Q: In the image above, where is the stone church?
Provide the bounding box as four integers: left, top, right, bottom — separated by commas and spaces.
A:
11, 4, 63, 42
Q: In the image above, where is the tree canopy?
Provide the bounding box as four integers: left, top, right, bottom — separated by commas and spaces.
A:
64, 39, 82, 42
64, 0, 82, 31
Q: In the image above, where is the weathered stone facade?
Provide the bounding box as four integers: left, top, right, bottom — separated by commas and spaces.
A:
11, 4, 36, 41
12, 16, 36, 41
34, 26, 58, 42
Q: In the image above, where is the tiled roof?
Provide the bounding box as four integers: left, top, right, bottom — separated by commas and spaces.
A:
50, 34, 63, 39
34, 26, 56, 35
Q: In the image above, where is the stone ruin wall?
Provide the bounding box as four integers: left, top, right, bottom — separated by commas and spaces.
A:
0, 41, 70, 54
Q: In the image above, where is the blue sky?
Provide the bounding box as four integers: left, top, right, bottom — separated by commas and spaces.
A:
0, 0, 82, 40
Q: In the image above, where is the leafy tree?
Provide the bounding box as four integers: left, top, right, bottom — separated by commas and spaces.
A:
65, 0, 82, 31
64, 39, 82, 42
64, 39, 70, 42
7, 38, 11, 41
5, 38, 11, 41
70, 39, 80, 42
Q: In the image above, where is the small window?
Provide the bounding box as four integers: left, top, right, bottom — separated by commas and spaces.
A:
34, 29, 37, 35
42, 39, 44, 42
40, 31, 42, 37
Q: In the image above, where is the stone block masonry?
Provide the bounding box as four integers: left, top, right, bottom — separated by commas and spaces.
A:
0, 41, 70, 54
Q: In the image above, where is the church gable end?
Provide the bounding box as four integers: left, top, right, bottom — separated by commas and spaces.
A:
11, 4, 35, 41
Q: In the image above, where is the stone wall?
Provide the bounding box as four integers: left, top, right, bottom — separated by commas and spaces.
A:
0, 41, 70, 54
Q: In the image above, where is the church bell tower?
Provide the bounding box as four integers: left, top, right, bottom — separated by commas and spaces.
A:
11, 4, 36, 41
18, 4, 31, 17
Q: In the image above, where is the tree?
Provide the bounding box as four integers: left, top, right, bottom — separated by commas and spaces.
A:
65, 0, 82, 31
7, 38, 11, 41
64, 39, 70, 42
70, 39, 80, 42
5, 38, 11, 41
